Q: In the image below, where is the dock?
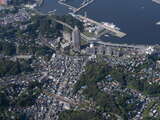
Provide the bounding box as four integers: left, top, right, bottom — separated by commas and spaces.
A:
77, 15, 127, 38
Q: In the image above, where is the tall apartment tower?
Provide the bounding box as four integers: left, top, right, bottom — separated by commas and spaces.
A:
72, 26, 81, 52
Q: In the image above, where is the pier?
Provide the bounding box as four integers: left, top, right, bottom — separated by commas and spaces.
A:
77, 15, 127, 38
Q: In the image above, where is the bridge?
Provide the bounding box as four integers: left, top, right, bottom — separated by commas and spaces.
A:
58, 0, 94, 13
75, 0, 94, 13
77, 15, 127, 38
58, 1, 77, 13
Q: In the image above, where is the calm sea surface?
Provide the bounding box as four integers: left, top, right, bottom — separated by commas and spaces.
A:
37, 0, 160, 45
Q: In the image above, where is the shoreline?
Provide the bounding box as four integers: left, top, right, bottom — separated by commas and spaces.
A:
32, 8, 154, 48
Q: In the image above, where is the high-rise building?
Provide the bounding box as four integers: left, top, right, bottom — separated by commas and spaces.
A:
105, 46, 112, 56
72, 26, 81, 52
63, 31, 71, 42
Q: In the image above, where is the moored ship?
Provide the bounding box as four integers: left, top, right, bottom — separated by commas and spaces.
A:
152, 0, 160, 4
102, 22, 120, 31
156, 21, 160, 25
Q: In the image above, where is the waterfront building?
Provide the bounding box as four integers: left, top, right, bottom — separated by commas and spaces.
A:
97, 46, 105, 55
105, 47, 112, 56
156, 60, 160, 69
112, 48, 120, 57
72, 26, 81, 52
85, 43, 96, 55
61, 43, 70, 53
86, 47, 96, 55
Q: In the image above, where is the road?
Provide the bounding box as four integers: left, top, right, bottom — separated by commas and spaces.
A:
96, 41, 148, 49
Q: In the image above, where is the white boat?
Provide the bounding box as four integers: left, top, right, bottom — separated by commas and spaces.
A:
104, 34, 109, 37
152, 0, 160, 4
48, 9, 56, 14
156, 21, 160, 25
68, 12, 76, 17
102, 22, 120, 31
